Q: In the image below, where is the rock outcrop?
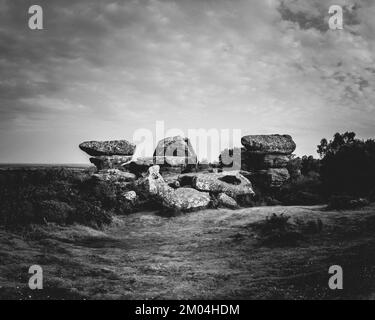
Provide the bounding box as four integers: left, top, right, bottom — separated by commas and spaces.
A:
138, 166, 211, 211
241, 134, 296, 189
79, 140, 135, 171
179, 171, 255, 199
153, 136, 198, 174
154, 136, 197, 159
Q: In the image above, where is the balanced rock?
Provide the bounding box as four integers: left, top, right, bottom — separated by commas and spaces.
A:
154, 136, 197, 163
89, 155, 133, 170
139, 166, 211, 211
179, 171, 255, 199
79, 140, 136, 156
241, 134, 296, 155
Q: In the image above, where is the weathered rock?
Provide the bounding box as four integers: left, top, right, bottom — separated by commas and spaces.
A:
179, 171, 255, 199
154, 156, 197, 167
217, 193, 239, 209
154, 136, 197, 162
92, 169, 137, 182
139, 166, 211, 211
89, 155, 133, 170
122, 157, 154, 177
241, 151, 290, 170
123, 190, 137, 203
241, 134, 296, 154
263, 154, 291, 168
256, 168, 290, 188
168, 188, 211, 211
168, 180, 180, 189
79, 140, 136, 156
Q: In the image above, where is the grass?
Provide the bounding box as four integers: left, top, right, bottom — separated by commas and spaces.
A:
1, 204, 375, 299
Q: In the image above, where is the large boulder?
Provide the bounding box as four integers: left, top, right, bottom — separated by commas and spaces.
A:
154, 136, 197, 163
241, 134, 296, 155
79, 140, 136, 156
138, 166, 211, 211
179, 171, 255, 199
89, 155, 133, 170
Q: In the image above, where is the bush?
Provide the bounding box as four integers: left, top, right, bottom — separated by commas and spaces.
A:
277, 174, 324, 205
0, 168, 139, 228
251, 213, 304, 247
36, 200, 74, 224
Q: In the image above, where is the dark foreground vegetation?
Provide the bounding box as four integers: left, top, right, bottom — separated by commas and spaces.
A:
0, 167, 140, 228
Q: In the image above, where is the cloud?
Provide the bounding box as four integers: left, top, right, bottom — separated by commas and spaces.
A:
0, 0, 374, 162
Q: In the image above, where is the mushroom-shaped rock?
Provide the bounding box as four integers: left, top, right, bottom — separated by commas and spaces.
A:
241, 134, 296, 155
79, 140, 136, 156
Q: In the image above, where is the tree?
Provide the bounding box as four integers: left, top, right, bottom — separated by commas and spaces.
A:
318, 132, 375, 196
317, 132, 356, 158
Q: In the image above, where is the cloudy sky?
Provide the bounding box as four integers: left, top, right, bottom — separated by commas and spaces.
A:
0, 0, 374, 163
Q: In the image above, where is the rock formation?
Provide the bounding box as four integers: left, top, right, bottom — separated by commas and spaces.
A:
153, 136, 197, 174
138, 166, 211, 212
241, 134, 296, 189
179, 171, 255, 199
79, 140, 136, 171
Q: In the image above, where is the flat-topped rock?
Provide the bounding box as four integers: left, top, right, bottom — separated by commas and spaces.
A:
79, 140, 136, 156
241, 134, 296, 155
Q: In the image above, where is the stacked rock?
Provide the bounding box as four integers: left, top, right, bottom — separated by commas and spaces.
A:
79, 140, 136, 171
240, 134, 296, 189
152, 136, 198, 174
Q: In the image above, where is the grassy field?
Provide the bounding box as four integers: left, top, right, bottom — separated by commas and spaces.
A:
1, 204, 375, 300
